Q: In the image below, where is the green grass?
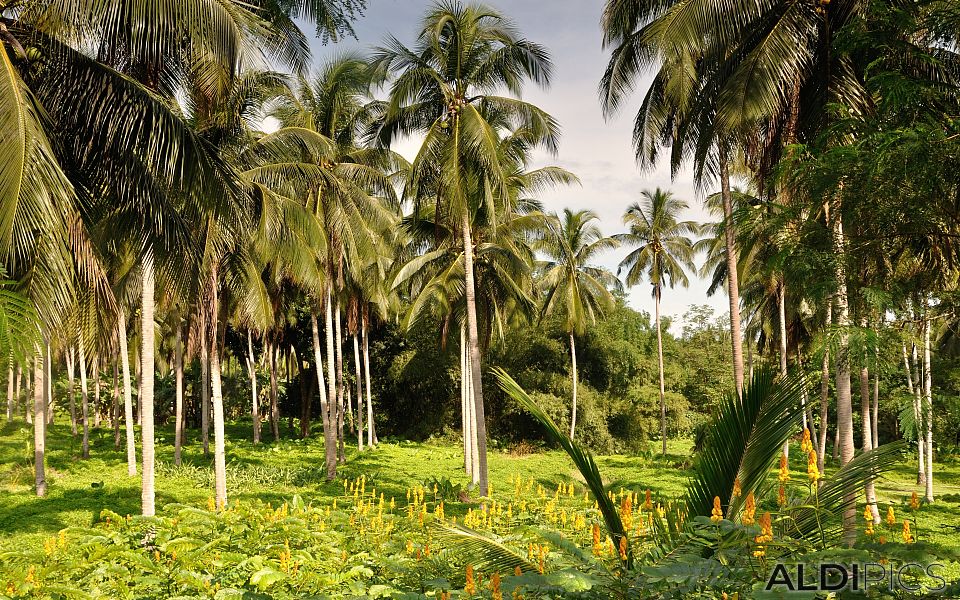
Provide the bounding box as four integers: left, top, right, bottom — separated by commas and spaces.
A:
2, 416, 959, 562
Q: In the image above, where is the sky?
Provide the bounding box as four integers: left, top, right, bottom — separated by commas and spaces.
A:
304, 0, 730, 332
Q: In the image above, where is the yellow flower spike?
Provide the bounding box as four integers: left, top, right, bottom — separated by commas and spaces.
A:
910, 491, 920, 510
777, 485, 787, 507
800, 428, 812, 454
491, 572, 502, 600
743, 492, 756, 525
806, 451, 821, 484
465, 565, 476, 595
864, 505, 875, 536
591, 523, 602, 556
732, 478, 742, 499
902, 520, 914, 544
644, 489, 653, 511
886, 506, 896, 527
618, 536, 628, 560
710, 496, 723, 523
778, 454, 791, 484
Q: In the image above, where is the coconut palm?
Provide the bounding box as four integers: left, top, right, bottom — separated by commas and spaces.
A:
535, 209, 620, 439
616, 188, 698, 455
374, 1, 557, 494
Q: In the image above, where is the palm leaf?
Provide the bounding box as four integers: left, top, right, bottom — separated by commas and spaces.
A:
432, 522, 539, 573
493, 367, 632, 568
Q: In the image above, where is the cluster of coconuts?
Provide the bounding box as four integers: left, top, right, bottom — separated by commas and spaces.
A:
816, 0, 830, 15
440, 96, 468, 128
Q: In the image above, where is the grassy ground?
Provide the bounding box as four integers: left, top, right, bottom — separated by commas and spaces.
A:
2, 416, 959, 562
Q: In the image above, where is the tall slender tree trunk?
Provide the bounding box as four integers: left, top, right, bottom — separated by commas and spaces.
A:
15, 364, 22, 420
911, 341, 925, 485
923, 314, 934, 503
79, 339, 90, 459
311, 310, 334, 476
174, 324, 184, 466
268, 340, 280, 441
462, 217, 488, 494
25, 362, 32, 424
200, 314, 210, 457
33, 350, 46, 497
718, 147, 745, 395
829, 201, 856, 545
112, 360, 120, 449
461, 326, 470, 474
45, 342, 53, 425
363, 312, 375, 447
141, 255, 156, 517
655, 288, 667, 456
208, 269, 227, 509
860, 352, 880, 522
778, 282, 790, 459
119, 311, 136, 476
903, 340, 925, 484
818, 298, 832, 474
5, 364, 12, 421
247, 330, 260, 445
334, 300, 345, 462
324, 290, 338, 479
353, 333, 363, 452
466, 340, 480, 484
569, 332, 579, 439
66, 348, 76, 435
872, 321, 880, 449
93, 355, 100, 428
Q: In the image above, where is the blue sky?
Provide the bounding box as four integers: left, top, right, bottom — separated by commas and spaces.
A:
305, 0, 730, 332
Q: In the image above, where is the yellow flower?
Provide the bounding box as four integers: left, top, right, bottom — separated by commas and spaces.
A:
755, 512, 773, 544
710, 496, 723, 523
910, 491, 921, 510
806, 451, 821, 484
465, 565, 476, 595
778, 454, 791, 484
864, 505, 875, 536
643, 489, 653, 511
732, 478, 742, 499
591, 523, 602, 556
886, 506, 896, 527
777, 485, 787, 507
902, 521, 914, 544
743, 492, 756, 525
491, 572, 503, 600
618, 536, 628, 560
800, 428, 812, 454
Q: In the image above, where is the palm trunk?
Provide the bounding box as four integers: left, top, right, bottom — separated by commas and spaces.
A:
363, 312, 375, 447
5, 364, 12, 421
569, 332, 579, 439
911, 341, 925, 485
15, 364, 22, 420
66, 347, 76, 435
860, 351, 880, 522
353, 333, 363, 452
247, 330, 260, 445
719, 147, 745, 395
45, 342, 53, 425
200, 313, 210, 457
829, 201, 856, 545
817, 298, 832, 474
311, 310, 334, 476
93, 355, 100, 428
324, 290, 338, 479
334, 300, 345, 462
268, 340, 280, 441
209, 268, 227, 509
903, 340, 925, 484
141, 255, 156, 517
461, 325, 470, 474
79, 339, 90, 459
655, 287, 667, 456
872, 331, 880, 448
778, 281, 790, 460
112, 360, 120, 449
923, 314, 934, 502
25, 362, 32, 424
462, 217, 489, 494
174, 324, 184, 466
119, 311, 136, 476
466, 340, 480, 484
33, 350, 46, 497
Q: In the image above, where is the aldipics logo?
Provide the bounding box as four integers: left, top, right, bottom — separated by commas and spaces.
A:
764, 562, 946, 594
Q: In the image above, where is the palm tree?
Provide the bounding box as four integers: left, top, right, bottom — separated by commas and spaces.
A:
536, 209, 620, 439
374, 1, 557, 495
616, 188, 698, 455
